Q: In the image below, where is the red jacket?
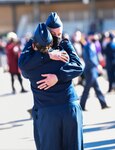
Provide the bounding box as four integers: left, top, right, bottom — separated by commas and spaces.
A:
5, 41, 20, 74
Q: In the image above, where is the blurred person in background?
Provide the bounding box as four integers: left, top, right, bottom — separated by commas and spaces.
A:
72, 30, 83, 58
5, 32, 27, 94
102, 32, 115, 93
80, 31, 109, 111
93, 33, 106, 69
62, 31, 70, 40
72, 30, 86, 86
18, 22, 84, 150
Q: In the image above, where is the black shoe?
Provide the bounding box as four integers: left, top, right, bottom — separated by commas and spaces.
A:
81, 106, 87, 111
27, 109, 32, 114
12, 91, 16, 94
27, 109, 32, 118
102, 106, 110, 109
12, 89, 16, 94
20, 89, 28, 93
82, 108, 87, 111
107, 88, 115, 93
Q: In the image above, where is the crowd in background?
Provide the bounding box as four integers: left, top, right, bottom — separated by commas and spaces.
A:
63, 30, 115, 93
0, 29, 115, 94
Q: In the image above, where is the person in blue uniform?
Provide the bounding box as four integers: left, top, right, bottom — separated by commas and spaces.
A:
102, 32, 115, 93
37, 12, 84, 92
80, 31, 109, 111
18, 22, 84, 150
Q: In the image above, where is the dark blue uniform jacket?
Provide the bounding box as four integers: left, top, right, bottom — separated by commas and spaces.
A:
83, 42, 99, 79
18, 39, 84, 108
104, 40, 115, 68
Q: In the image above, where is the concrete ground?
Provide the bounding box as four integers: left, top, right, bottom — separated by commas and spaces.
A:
0, 72, 115, 150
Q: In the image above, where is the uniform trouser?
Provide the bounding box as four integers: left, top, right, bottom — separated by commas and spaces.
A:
32, 101, 84, 150
80, 76, 107, 109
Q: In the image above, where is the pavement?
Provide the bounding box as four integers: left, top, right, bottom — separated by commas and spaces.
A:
0, 71, 115, 150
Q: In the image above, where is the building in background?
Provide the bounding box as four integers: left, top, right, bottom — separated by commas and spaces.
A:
0, 0, 115, 37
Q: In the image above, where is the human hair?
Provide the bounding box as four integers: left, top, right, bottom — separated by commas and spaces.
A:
33, 41, 53, 53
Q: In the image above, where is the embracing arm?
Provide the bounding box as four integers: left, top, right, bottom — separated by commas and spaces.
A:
55, 39, 84, 82
37, 39, 84, 90
18, 39, 69, 71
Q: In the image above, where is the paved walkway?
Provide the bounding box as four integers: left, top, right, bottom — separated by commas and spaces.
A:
0, 72, 115, 150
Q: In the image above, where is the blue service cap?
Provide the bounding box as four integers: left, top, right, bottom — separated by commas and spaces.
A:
33, 23, 53, 46
46, 12, 63, 28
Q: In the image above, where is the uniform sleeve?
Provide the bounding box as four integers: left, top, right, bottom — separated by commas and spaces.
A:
18, 39, 51, 71
56, 39, 84, 82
